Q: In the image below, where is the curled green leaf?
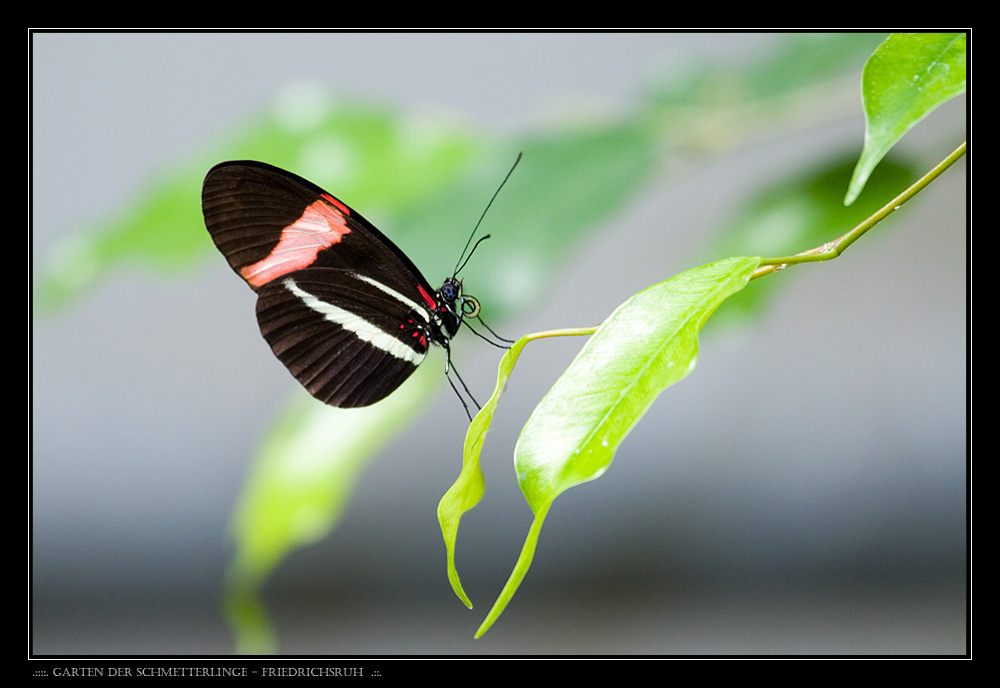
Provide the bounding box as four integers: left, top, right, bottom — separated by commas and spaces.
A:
846, 32, 966, 205
439, 328, 597, 608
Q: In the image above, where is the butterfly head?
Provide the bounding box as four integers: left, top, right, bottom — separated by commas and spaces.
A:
440, 276, 462, 304
437, 276, 481, 327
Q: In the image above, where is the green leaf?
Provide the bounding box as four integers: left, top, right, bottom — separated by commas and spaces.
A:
437, 340, 523, 609
474, 256, 761, 637
438, 328, 597, 608
845, 33, 966, 205
516, 257, 761, 509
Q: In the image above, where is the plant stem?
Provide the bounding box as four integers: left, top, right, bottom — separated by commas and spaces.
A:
523, 326, 599, 342
752, 140, 966, 280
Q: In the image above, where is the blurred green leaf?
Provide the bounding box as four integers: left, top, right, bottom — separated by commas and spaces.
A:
644, 33, 886, 151
224, 365, 440, 654
709, 155, 916, 324
395, 124, 660, 317
845, 33, 966, 204
474, 257, 760, 636
646, 33, 885, 107
649, 32, 886, 101
35, 82, 482, 311
738, 33, 888, 99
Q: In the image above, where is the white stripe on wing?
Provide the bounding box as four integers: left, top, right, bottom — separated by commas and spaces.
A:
284, 277, 425, 364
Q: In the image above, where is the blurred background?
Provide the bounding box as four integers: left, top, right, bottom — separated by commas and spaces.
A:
31, 32, 966, 655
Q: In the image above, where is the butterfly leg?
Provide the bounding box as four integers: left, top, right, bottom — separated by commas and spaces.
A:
442, 343, 481, 421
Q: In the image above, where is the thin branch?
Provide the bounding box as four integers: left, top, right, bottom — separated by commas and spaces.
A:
752, 141, 966, 280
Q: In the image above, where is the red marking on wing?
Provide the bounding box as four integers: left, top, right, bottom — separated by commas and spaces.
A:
321, 193, 350, 216
240, 198, 351, 287
417, 284, 437, 310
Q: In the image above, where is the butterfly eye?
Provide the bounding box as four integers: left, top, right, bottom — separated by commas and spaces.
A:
440, 277, 461, 304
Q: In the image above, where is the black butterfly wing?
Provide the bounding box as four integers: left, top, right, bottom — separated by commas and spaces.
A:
201, 160, 444, 407
255, 267, 432, 407
202, 160, 439, 302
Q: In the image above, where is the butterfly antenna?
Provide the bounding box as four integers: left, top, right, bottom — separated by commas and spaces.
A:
454, 234, 492, 276
453, 151, 523, 277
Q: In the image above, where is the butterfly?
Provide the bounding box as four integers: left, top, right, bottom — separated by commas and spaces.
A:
201, 157, 516, 413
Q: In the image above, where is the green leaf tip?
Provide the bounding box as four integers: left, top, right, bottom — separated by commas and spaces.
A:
846, 32, 966, 205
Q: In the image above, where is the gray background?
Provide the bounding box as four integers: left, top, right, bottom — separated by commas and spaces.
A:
32, 33, 967, 655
